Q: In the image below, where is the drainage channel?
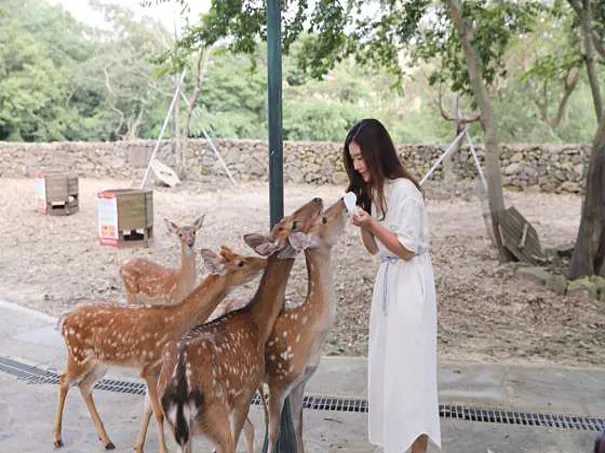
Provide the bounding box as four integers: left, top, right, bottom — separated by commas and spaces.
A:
1, 356, 603, 432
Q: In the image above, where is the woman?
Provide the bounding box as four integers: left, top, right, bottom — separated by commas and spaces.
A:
343, 118, 441, 453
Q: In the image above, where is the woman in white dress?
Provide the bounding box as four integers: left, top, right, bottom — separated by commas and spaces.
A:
343, 118, 441, 453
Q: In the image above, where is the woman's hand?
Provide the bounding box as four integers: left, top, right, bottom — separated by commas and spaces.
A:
351, 208, 374, 231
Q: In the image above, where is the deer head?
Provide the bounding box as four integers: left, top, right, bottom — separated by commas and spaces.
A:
288, 198, 347, 252
165, 215, 205, 252
200, 245, 266, 284
243, 197, 323, 258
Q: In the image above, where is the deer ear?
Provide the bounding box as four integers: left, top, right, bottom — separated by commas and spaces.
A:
243, 233, 279, 256
193, 215, 205, 231
288, 232, 309, 252
200, 249, 225, 275
288, 232, 321, 251
164, 218, 179, 234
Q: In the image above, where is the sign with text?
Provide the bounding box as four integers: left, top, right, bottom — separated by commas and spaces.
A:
98, 192, 119, 246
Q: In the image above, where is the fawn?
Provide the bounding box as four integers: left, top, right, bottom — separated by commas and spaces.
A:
120, 215, 205, 304
263, 197, 346, 453
52, 246, 266, 453
157, 197, 323, 453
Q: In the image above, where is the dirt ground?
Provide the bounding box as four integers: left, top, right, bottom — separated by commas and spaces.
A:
0, 176, 603, 368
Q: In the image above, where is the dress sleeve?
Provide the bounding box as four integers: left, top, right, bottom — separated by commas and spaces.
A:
387, 183, 424, 254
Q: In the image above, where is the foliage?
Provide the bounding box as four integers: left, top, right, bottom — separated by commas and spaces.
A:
0, 0, 603, 145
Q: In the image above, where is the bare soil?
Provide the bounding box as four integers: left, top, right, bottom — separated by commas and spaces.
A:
0, 176, 603, 368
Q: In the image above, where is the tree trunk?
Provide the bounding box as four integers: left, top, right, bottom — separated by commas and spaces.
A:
552, 68, 580, 130
570, 115, 605, 278
446, 0, 515, 262
442, 96, 461, 185
580, 0, 603, 122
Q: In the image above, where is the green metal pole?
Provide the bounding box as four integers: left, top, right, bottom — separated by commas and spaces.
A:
268, 0, 284, 229
266, 1, 297, 452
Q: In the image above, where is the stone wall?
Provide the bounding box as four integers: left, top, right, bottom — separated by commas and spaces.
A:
0, 139, 591, 193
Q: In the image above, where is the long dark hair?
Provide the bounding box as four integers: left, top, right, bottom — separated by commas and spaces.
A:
343, 118, 421, 219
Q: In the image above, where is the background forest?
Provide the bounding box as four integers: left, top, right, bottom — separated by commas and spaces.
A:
1, 0, 602, 145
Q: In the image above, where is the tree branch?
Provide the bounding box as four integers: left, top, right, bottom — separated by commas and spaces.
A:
552, 67, 580, 129
592, 30, 605, 59
185, 45, 211, 136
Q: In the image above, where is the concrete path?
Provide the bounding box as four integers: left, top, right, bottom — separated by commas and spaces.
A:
0, 300, 600, 453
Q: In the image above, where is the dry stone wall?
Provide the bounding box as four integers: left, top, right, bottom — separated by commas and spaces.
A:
0, 139, 590, 193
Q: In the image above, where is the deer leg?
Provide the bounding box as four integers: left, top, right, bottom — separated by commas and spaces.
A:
141, 373, 169, 453
203, 409, 236, 453
133, 391, 154, 453
78, 365, 114, 449
53, 357, 93, 448
230, 401, 253, 452
242, 417, 255, 453
289, 381, 306, 453
266, 387, 287, 453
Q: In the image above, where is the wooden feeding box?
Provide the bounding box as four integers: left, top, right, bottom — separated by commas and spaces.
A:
34, 171, 79, 216
97, 189, 154, 248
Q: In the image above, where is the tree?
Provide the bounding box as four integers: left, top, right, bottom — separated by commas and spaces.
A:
513, 6, 583, 133
0, 9, 70, 141
170, 0, 543, 261
566, 0, 605, 278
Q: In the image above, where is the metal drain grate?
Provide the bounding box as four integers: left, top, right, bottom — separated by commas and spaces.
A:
1, 356, 603, 432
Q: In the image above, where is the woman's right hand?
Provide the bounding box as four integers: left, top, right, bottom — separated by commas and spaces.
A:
351, 207, 374, 231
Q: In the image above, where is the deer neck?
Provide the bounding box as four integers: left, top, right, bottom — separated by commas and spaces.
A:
169, 274, 229, 332
249, 256, 295, 342
304, 246, 335, 328
177, 242, 196, 286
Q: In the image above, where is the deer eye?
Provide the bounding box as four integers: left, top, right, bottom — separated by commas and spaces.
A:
322, 216, 328, 225
237, 261, 245, 268
292, 221, 299, 231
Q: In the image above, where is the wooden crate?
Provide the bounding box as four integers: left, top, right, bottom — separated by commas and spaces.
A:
97, 189, 154, 248
34, 171, 79, 216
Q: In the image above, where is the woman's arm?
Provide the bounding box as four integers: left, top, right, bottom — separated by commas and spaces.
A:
361, 228, 379, 255
352, 208, 415, 261
367, 218, 415, 261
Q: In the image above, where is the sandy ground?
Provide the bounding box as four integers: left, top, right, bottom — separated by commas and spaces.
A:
0, 176, 602, 367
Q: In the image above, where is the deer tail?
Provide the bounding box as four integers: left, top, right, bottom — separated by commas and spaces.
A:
161, 344, 203, 449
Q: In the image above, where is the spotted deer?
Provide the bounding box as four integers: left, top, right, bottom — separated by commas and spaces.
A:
120, 215, 205, 304
157, 197, 323, 453
52, 246, 266, 453
263, 197, 346, 453
206, 296, 269, 453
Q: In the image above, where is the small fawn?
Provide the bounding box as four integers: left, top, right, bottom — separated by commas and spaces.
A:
263, 198, 346, 453
52, 246, 266, 453
120, 215, 205, 304
157, 197, 323, 453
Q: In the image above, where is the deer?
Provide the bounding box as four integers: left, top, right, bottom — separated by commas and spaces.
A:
157, 197, 324, 453
52, 245, 267, 453
206, 296, 269, 453
262, 197, 346, 453
120, 215, 205, 304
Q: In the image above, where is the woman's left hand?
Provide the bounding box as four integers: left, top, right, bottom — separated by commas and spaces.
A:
351, 208, 374, 231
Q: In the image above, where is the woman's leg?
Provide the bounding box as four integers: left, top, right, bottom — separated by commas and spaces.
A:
411, 434, 428, 453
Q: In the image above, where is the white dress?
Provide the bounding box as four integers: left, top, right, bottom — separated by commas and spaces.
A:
368, 178, 441, 453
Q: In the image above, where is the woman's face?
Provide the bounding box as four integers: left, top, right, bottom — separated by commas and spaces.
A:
349, 141, 371, 183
